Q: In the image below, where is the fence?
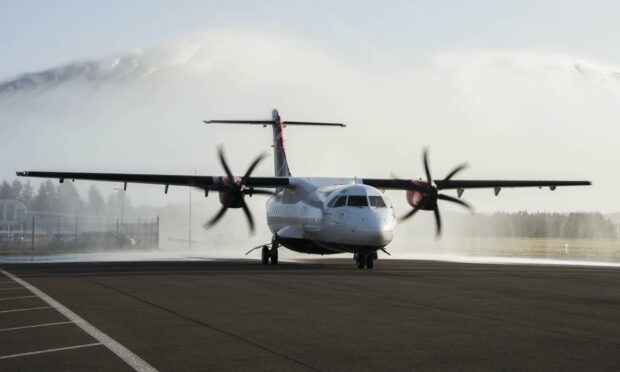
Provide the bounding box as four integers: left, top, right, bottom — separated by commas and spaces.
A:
0, 216, 159, 251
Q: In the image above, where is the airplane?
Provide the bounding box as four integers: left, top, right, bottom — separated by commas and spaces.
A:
17, 109, 591, 269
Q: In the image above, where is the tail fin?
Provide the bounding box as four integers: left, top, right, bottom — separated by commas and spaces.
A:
204, 109, 345, 177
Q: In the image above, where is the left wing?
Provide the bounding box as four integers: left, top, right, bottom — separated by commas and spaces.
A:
16, 171, 289, 192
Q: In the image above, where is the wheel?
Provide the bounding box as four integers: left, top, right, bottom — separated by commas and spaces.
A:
270, 246, 278, 265
356, 253, 365, 269
365, 254, 374, 269
261, 246, 269, 265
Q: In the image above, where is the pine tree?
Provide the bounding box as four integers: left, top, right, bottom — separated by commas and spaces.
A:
0, 181, 11, 199
20, 180, 34, 207
86, 185, 105, 216
55, 182, 84, 215
30, 180, 57, 212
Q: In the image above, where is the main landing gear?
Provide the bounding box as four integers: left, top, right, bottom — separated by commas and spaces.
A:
261, 242, 279, 265
355, 251, 376, 269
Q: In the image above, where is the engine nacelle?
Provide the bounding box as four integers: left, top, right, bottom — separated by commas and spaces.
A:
405, 180, 435, 211
218, 176, 245, 208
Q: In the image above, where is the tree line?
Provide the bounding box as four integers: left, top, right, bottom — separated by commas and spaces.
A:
0, 178, 131, 217
451, 211, 618, 239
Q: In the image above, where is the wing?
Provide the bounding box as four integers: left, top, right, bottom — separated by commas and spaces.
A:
362, 178, 591, 192
16, 171, 289, 191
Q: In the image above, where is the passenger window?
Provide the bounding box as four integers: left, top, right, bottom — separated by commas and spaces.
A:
368, 196, 386, 208
332, 195, 347, 208
347, 196, 368, 207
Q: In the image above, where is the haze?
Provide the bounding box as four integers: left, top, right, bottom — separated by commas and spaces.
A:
0, 0, 616, 225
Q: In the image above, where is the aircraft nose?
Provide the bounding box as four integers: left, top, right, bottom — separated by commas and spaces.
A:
352, 211, 394, 245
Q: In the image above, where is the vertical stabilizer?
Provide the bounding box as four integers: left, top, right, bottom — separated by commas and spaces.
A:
271, 109, 291, 177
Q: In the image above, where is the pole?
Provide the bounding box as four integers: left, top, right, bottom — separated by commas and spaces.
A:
189, 168, 196, 250
120, 191, 125, 225
31, 216, 35, 251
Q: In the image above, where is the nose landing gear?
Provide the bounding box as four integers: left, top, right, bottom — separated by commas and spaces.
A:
354, 251, 376, 269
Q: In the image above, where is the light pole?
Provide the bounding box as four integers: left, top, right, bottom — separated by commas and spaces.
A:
189, 168, 197, 250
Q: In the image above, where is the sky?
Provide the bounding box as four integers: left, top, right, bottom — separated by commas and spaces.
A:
0, 0, 618, 220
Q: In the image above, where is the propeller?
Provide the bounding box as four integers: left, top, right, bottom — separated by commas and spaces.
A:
399, 148, 473, 237
204, 147, 276, 234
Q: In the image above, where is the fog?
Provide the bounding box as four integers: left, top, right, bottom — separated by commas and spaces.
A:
0, 28, 618, 254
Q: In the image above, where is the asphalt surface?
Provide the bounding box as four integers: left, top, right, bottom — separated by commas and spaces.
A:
0, 258, 619, 371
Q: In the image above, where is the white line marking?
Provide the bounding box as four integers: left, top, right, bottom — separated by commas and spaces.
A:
0, 342, 102, 360
0, 281, 15, 284
0, 269, 158, 372
0, 295, 37, 301
0, 306, 52, 313
0, 321, 74, 332
0, 287, 25, 291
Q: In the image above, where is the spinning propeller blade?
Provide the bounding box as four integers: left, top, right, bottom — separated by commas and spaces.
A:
400, 149, 474, 237
204, 147, 275, 234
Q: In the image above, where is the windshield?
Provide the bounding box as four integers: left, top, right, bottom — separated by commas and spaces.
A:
368, 196, 386, 208
330, 195, 347, 208
347, 196, 368, 207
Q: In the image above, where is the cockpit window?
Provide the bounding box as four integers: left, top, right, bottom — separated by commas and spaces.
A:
331, 195, 347, 208
368, 196, 386, 208
347, 195, 368, 207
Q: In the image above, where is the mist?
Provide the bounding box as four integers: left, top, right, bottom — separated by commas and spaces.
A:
1, 28, 618, 255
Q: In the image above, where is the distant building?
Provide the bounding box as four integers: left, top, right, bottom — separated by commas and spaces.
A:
0, 199, 27, 231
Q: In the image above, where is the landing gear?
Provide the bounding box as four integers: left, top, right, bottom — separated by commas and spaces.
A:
356, 254, 365, 269
251, 238, 280, 265
261, 246, 270, 265
270, 245, 278, 265
355, 252, 375, 269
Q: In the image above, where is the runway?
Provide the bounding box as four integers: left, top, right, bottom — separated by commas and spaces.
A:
0, 258, 619, 371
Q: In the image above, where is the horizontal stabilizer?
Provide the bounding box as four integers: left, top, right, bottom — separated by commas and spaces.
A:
204, 120, 345, 127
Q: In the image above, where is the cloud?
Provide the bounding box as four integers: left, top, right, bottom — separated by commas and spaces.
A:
0, 30, 617, 215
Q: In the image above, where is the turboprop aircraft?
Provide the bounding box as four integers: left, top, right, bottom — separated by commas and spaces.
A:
17, 109, 591, 269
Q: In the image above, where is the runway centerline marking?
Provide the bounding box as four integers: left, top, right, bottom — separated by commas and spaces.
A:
0, 295, 37, 301
0, 306, 51, 313
0, 342, 102, 360
0, 321, 74, 332
0, 270, 158, 372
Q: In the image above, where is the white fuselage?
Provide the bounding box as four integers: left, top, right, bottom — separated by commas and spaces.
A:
265, 178, 396, 254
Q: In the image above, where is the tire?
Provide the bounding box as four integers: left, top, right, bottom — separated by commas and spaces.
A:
356, 254, 365, 269
365, 254, 374, 269
261, 246, 269, 265
270, 247, 279, 265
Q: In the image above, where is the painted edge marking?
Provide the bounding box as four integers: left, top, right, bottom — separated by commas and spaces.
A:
0, 321, 74, 332
0, 306, 51, 313
0, 287, 26, 291
0, 269, 158, 372
0, 295, 37, 301
0, 342, 102, 360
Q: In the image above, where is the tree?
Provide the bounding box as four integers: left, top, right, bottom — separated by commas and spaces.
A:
0, 181, 11, 199
20, 180, 34, 207
86, 184, 105, 216
55, 182, 84, 215
30, 180, 57, 212
11, 180, 23, 200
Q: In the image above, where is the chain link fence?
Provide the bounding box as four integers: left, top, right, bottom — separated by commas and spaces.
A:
0, 216, 159, 251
